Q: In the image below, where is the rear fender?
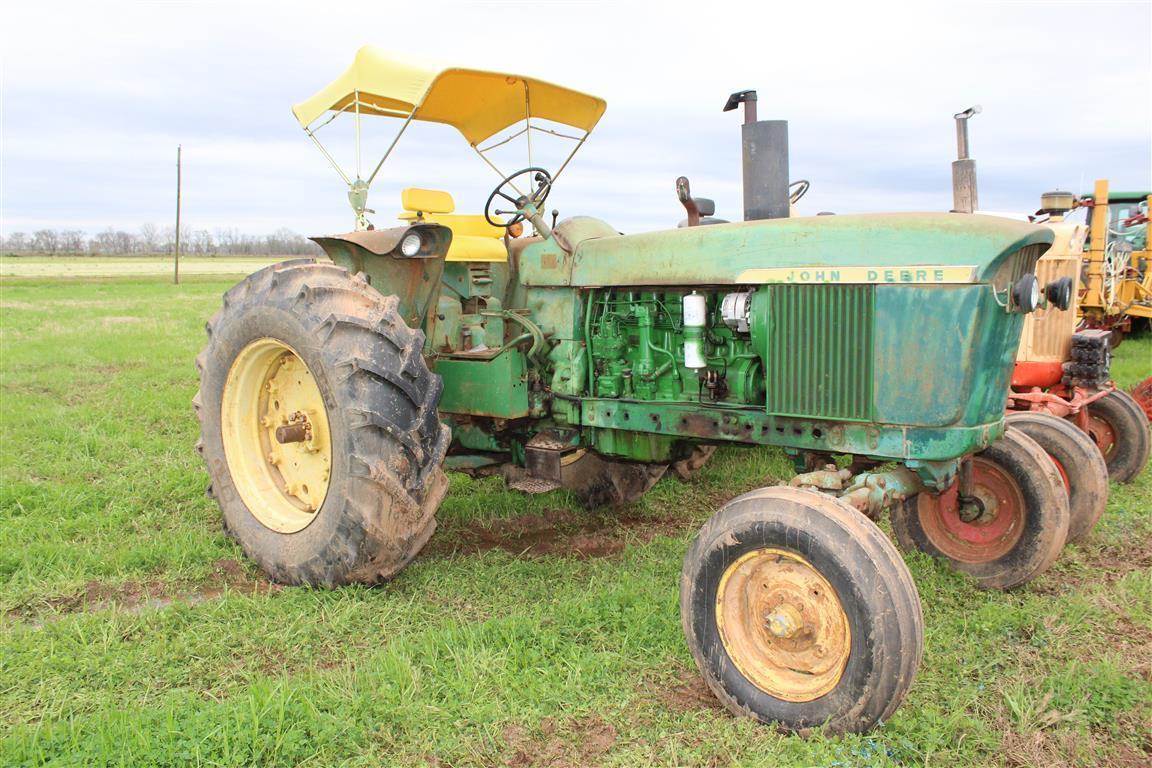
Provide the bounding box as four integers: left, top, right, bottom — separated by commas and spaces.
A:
311, 223, 451, 331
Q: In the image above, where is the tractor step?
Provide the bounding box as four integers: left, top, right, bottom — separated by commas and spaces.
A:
505, 430, 580, 495
525, 430, 579, 479
507, 476, 562, 494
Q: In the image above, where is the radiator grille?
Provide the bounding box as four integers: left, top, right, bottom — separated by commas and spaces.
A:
1019, 239, 1080, 363
764, 284, 875, 421
1009, 244, 1047, 282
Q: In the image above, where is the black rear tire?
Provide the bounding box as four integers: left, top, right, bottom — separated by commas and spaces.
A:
194, 260, 450, 586
1006, 411, 1109, 544
560, 451, 666, 507
681, 486, 923, 734
1082, 389, 1151, 483
670, 445, 717, 480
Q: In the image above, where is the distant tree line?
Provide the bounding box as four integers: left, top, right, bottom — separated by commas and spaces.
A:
1, 225, 322, 256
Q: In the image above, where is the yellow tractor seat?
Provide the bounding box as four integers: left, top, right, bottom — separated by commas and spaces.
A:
397, 187, 508, 262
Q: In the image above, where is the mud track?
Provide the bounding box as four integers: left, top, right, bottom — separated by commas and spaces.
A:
425, 508, 693, 560
7, 508, 695, 625
6, 559, 280, 625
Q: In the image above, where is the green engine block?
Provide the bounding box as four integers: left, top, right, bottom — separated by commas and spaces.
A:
587, 290, 764, 406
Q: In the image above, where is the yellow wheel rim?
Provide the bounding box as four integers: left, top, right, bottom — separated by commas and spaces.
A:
716, 548, 851, 702
221, 338, 332, 533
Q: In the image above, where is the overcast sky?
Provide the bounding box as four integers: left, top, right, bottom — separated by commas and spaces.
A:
2, 0, 1149, 238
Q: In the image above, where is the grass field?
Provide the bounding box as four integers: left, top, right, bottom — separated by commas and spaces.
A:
0, 255, 286, 279
1, 269, 1149, 767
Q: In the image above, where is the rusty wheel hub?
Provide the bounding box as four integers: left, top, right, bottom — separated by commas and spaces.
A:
716, 548, 850, 702
918, 457, 1025, 562
1086, 413, 1118, 461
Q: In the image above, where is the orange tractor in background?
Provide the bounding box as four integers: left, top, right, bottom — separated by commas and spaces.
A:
1007, 189, 1150, 493
948, 109, 1148, 549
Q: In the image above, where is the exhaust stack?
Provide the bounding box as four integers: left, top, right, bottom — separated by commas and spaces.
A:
952, 105, 982, 213
725, 90, 790, 221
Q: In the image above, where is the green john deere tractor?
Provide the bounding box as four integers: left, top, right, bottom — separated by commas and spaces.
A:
194, 48, 1063, 733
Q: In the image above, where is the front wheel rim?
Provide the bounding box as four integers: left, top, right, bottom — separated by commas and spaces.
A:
716, 548, 851, 702
220, 338, 332, 533
1086, 413, 1118, 460
918, 457, 1026, 562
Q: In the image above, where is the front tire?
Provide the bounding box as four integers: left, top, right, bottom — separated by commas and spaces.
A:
891, 427, 1068, 590
194, 260, 450, 586
1006, 411, 1108, 544
681, 486, 923, 734
1082, 389, 1151, 483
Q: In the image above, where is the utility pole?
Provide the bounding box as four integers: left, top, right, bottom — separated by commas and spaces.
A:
174, 145, 182, 285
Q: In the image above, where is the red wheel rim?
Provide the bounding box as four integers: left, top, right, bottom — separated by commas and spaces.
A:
917, 457, 1026, 562
1132, 378, 1152, 421
1049, 454, 1070, 494
1086, 413, 1118, 460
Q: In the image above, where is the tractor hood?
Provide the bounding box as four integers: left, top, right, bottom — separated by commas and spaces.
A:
523, 213, 1053, 288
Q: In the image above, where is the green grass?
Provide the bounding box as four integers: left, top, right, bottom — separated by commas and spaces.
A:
1111, 332, 1151, 391
0, 255, 287, 279
1, 275, 1149, 767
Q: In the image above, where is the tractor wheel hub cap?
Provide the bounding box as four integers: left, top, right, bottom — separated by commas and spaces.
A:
716, 548, 850, 702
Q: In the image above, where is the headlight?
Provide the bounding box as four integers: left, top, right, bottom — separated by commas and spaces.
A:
1011, 274, 1040, 313
1045, 277, 1073, 311
399, 232, 423, 257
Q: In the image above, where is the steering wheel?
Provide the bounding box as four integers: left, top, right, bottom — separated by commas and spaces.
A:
485, 167, 553, 228
789, 179, 811, 205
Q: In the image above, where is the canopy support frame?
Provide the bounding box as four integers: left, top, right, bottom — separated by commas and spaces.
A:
524, 81, 533, 170
304, 128, 353, 186
366, 107, 418, 187
298, 64, 601, 230
470, 126, 591, 204
354, 89, 361, 179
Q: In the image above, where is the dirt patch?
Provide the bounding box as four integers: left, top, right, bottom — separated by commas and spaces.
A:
651, 668, 727, 715
1038, 530, 1152, 596
631, 662, 728, 720
1090, 595, 1152, 683
253, 646, 291, 676
999, 727, 1084, 768
1000, 724, 1151, 768
1080, 543, 1152, 583
7, 559, 280, 624
426, 508, 688, 561
493, 669, 727, 767
501, 715, 618, 767
1108, 743, 1152, 768
90, 362, 144, 375
994, 684, 1152, 768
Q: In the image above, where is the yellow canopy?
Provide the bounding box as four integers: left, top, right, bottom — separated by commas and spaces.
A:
292, 47, 607, 146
